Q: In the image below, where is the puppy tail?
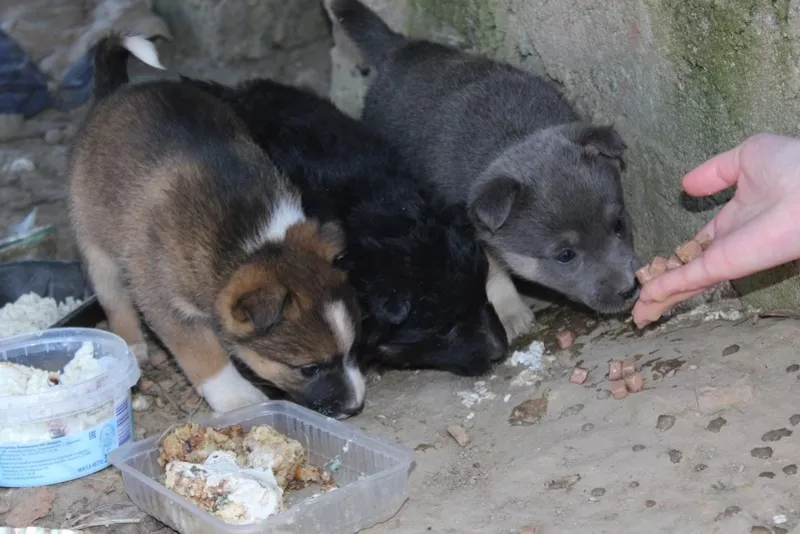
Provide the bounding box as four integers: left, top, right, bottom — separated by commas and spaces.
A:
329, 0, 406, 67
92, 33, 166, 101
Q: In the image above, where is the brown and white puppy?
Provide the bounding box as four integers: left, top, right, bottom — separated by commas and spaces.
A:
68, 35, 365, 418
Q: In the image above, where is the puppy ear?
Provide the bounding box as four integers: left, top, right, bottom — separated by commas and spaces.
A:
469, 175, 521, 233
565, 123, 627, 170
319, 220, 347, 259
286, 219, 347, 263
216, 264, 287, 337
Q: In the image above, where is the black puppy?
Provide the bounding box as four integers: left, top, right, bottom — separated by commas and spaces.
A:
181, 76, 509, 376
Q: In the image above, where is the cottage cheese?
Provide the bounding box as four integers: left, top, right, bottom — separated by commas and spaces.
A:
0, 292, 83, 338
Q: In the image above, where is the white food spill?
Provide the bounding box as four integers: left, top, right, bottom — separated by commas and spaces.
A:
0, 292, 84, 338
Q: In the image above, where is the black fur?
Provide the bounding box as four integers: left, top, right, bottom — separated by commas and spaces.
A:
181, 76, 509, 376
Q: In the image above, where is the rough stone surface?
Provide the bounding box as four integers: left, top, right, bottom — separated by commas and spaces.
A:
327, 0, 800, 309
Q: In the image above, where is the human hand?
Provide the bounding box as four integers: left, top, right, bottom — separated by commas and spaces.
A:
633, 133, 800, 326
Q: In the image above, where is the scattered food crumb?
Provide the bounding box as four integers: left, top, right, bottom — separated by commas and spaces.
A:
782, 464, 797, 475
667, 449, 682, 463
503, 394, 511, 403
458, 381, 498, 408
695, 464, 708, 472
446, 425, 470, 447
624, 372, 643, 393
762, 428, 793, 442
722, 344, 740, 356
590, 487, 606, 497
508, 341, 545, 369
545, 474, 581, 490
656, 414, 676, 431
706, 417, 727, 433
609, 380, 628, 400
569, 366, 588, 384
465, 412, 475, 420
131, 393, 153, 412
556, 330, 575, 349
751, 447, 774, 459
5, 487, 56, 527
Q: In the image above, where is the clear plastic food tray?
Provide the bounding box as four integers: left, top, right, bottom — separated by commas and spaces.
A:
109, 401, 415, 534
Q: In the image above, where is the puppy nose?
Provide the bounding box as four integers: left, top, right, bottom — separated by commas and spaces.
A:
620, 281, 640, 300
336, 402, 364, 419
489, 335, 508, 362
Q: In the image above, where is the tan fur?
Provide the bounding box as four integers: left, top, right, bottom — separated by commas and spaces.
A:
69, 76, 361, 415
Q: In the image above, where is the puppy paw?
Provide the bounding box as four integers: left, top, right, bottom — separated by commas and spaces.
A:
499, 300, 535, 342
200, 362, 268, 414
130, 342, 149, 364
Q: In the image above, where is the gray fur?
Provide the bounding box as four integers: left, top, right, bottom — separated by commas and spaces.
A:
331, 0, 642, 315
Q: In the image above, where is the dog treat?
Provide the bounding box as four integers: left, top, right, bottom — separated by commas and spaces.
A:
556, 330, 575, 349
666, 255, 683, 270
649, 256, 669, 277
569, 367, 589, 385
695, 232, 713, 250
609, 360, 623, 381
610, 380, 628, 400
635, 265, 653, 285
675, 239, 703, 264
624, 372, 644, 393
621, 359, 637, 378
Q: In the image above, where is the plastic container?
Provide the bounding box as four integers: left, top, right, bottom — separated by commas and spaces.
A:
0, 328, 141, 487
109, 401, 416, 534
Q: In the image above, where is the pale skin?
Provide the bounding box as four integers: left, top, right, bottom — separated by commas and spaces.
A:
632, 133, 800, 326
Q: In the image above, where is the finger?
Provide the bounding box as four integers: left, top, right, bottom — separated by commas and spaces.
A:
632, 288, 705, 328
682, 143, 742, 197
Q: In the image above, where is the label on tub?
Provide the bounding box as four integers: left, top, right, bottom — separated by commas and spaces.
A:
0, 395, 132, 487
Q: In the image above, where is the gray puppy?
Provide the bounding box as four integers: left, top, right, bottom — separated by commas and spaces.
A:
330, 0, 643, 340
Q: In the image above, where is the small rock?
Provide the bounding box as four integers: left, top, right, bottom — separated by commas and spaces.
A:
645, 500, 657, 508
750, 527, 772, 534
561, 404, 584, 418
155, 396, 167, 409
751, 447, 774, 459
791, 414, 800, 426
447, 425, 470, 447
632, 444, 645, 452
695, 463, 708, 472
706, 416, 727, 433
43, 128, 64, 144
138, 378, 155, 391
472, 462, 480, 469
668, 449, 683, 463
697, 379, 754, 414
656, 414, 676, 431
7, 157, 35, 173
722, 344, 740, 356
590, 487, 606, 497
782, 464, 797, 475
581, 423, 594, 432
509, 395, 548, 426
759, 471, 775, 479
545, 474, 581, 490
131, 393, 153, 412
0, 113, 24, 141
596, 390, 611, 400
762, 428, 793, 442
629, 481, 640, 488
557, 330, 575, 349
714, 506, 742, 521
786, 364, 800, 373
773, 514, 788, 525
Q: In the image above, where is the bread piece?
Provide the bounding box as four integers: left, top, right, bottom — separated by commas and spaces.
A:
158, 423, 245, 468
243, 426, 305, 488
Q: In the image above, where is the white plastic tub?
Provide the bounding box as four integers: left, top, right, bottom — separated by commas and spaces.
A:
110, 401, 416, 534
0, 327, 141, 487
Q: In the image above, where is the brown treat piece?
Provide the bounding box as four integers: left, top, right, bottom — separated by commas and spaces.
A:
624, 372, 644, 393
569, 367, 589, 385
621, 358, 637, 378
635, 265, 653, 284
557, 330, 575, 349
633, 288, 703, 329
695, 232, 713, 250
666, 255, 683, 270
649, 256, 669, 277
158, 423, 245, 468
675, 239, 703, 264
609, 360, 623, 380
610, 380, 628, 400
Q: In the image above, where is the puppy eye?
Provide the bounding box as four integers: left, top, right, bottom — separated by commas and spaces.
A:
556, 249, 576, 264
299, 365, 321, 378
613, 217, 626, 235
333, 252, 347, 267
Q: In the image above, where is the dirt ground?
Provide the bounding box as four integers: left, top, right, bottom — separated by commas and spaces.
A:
2, 21, 800, 534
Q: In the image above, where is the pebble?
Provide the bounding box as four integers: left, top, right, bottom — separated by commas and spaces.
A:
43, 128, 63, 144
131, 393, 153, 411
545, 474, 581, 490
749, 528, 771, 534
447, 425, 470, 447
762, 428, 793, 442
629, 481, 640, 488
581, 423, 595, 432
596, 390, 611, 400
656, 414, 676, 431
590, 487, 606, 497
706, 416, 727, 433
509, 395, 548, 426
722, 344, 740, 356
759, 471, 775, 479
782, 464, 797, 475
7, 157, 35, 173
695, 463, 708, 472
561, 404, 584, 418
668, 449, 683, 463
791, 414, 800, 426
786, 364, 800, 373
632, 444, 645, 452
751, 447, 774, 459
645, 500, 656, 508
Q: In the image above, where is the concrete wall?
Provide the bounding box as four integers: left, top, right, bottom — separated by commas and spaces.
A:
328, 0, 800, 310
